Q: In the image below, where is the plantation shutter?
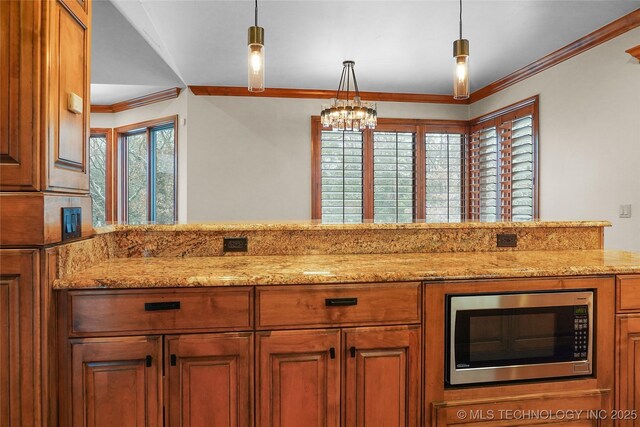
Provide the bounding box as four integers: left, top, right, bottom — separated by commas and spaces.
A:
373, 131, 416, 223
469, 102, 536, 222
468, 125, 498, 221
501, 114, 535, 221
425, 133, 464, 222
320, 130, 364, 223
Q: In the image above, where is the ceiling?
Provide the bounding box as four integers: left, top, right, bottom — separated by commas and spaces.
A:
91, 0, 640, 105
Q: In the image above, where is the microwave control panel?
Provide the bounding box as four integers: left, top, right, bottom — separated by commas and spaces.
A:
573, 305, 589, 359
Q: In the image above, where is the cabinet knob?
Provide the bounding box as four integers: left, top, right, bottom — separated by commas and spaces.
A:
145, 355, 152, 367
350, 347, 356, 358
329, 347, 336, 359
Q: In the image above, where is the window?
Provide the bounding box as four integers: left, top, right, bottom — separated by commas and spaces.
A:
117, 117, 177, 224
311, 97, 538, 223
89, 116, 177, 227
312, 119, 468, 223
88, 129, 115, 227
469, 97, 538, 221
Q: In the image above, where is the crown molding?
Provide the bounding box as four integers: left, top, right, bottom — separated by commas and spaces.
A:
189, 86, 468, 105
91, 87, 183, 113
470, 9, 640, 103
93, 10, 639, 111
627, 45, 640, 60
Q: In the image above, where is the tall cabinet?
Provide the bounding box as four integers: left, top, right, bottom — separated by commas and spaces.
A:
0, 0, 92, 424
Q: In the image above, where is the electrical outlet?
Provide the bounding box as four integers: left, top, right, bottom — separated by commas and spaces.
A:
619, 204, 632, 218
497, 233, 517, 248
223, 237, 248, 252
61, 207, 82, 241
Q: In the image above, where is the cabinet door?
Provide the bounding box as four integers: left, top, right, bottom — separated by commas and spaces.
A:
46, 0, 91, 192
0, 249, 40, 426
257, 329, 340, 427
166, 333, 253, 427
70, 336, 162, 427
343, 326, 421, 427
0, 1, 40, 190
617, 315, 640, 426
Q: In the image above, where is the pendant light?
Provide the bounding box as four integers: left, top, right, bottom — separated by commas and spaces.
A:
453, 0, 470, 100
248, 0, 264, 92
320, 61, 377, 131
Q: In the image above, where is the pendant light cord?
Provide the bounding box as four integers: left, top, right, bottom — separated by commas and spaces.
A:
459, 0, 463, 39
255, 0, 258, 26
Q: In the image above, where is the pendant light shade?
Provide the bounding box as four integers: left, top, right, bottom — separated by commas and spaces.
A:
248, 0, 264, 92
453, 0, 470, 100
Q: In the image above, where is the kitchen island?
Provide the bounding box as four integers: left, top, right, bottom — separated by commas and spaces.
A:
50, 221, 640, 427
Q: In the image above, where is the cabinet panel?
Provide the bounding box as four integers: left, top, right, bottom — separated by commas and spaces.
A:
46, 0, 90, 192
433, 390, 609, 427
0, 0, 40, 190
256, 282, 421, 329
0, 249, 40, 426
617, 315, 640, 427
70, 336, 162, 427
257, 329, 340, 427
68, 287, 253, 336
617, 275, 640, 313
166, 333, 253, 427
344, 326, 421, 427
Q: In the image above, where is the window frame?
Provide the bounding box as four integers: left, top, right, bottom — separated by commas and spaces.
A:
88, 128, 117, 225
468, 96, 539, 221
115, 115, 178, 224
311, 117, 469, 222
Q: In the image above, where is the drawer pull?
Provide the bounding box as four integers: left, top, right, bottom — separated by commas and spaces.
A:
144, 301, 181, 311
329, 347, 336, 359
145, 355, 152, 367
350, 347, 356, 358
325, 297, 358, 307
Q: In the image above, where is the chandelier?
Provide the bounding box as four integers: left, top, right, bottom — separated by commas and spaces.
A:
321, 61, 377, 131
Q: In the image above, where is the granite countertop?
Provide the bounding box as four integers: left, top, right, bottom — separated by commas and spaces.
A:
53, 249, 640, 289
94, 220, 611, 234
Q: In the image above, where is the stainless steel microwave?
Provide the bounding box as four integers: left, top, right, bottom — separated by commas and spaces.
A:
446, 290, 593, 386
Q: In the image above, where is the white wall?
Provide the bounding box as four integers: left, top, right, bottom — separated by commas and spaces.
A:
186, 94, 467, 222
470, 28, 640, 251
91, 28, 640, 250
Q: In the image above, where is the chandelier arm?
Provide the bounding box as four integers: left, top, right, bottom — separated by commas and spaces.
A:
336, 66, 347, 99
351, 66, 361, 98
346, 64, 351, 102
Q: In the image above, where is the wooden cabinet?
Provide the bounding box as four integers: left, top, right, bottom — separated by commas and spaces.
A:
166, 333, 253, 427
1, 0, 91, 193
0, 249, 40, 426
256, 326, 422, 427
59, 287, 255, 427
45, 0, 91, 193
616, 275, 640, 424
617, 316, 640, 425
69, 336, 163, 427
344, 326, 421, 427
257, 329, 341, 427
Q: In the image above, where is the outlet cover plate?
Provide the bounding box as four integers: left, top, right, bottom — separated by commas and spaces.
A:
61, 207, 82, 241
223, 237, 248, 252
497, 233, 517, 248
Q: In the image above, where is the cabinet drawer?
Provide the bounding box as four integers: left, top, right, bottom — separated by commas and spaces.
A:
617, 275, 640, 312
256, 282, 421, 329
67, 288, 253, 336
